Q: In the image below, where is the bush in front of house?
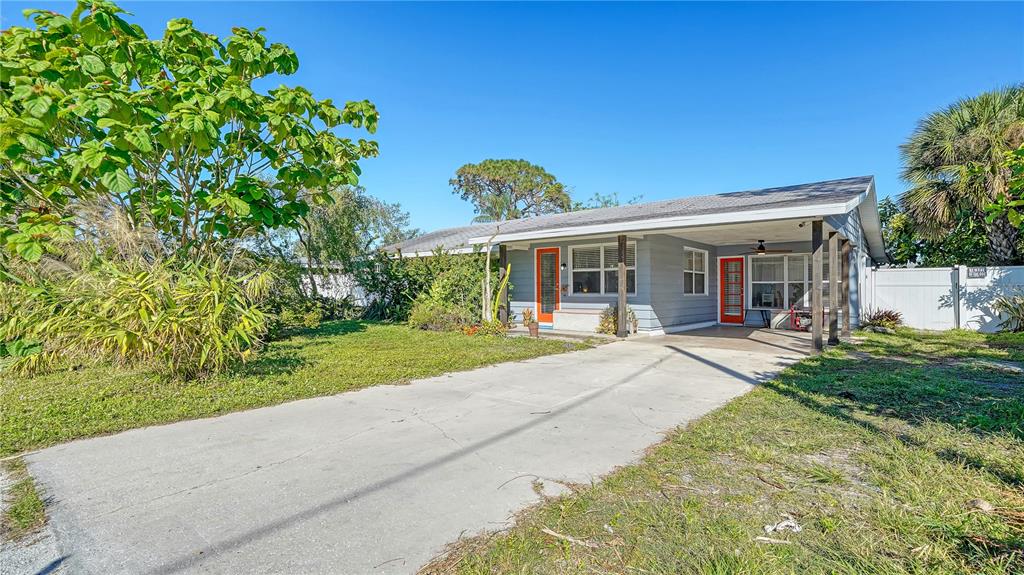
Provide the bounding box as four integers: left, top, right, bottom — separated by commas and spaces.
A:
264, 289, 362, 338
356, 250, 482, 323
860, 308, 904, 331
403, 251, 513, 333
0, 255, 271, 378
472, 320, 509, 337
408, 299, 477, 331
406, 261, 485, 331
354, 247, 491, 328
596, 305, 638, 336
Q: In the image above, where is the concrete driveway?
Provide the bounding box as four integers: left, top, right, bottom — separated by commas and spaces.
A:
19, 328, 807, 575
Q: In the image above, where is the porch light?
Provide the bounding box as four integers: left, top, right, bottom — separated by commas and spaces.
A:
560, 262, 567, 271
755, 240, 767, 255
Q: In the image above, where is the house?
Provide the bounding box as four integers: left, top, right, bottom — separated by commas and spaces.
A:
388, 176, 887, 351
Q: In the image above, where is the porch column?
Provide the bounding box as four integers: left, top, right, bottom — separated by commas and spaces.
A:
841, 239, 851, 338
617, 234, 628, 337
498, 244, 509, 325
811, 221, 824, 353
828, 232, 840, 345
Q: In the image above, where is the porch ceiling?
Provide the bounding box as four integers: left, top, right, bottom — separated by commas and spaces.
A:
661, 218, 830, 247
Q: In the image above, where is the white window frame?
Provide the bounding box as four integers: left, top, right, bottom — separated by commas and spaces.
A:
747, 252, 829, 310
748, 254, 788, 310
682, 247, 709, 296
568, 242, 637, 296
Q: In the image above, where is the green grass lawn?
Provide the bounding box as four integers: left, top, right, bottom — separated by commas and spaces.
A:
1, 458, 46, 541
0, 321, 590, 458
425, 329, 1024, 575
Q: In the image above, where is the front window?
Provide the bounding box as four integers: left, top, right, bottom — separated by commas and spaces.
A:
749, 253, 829, 309
570, 243, 636, 295
683, 247, 707, 294
750, 256, 785, 308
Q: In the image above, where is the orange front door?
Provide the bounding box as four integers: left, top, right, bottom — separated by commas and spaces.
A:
720, 257, 745, 324
535, 248, 560, 323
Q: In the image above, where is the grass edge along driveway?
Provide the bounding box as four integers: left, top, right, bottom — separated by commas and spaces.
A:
1, 321, 592, 458
424, 329, 1024, 575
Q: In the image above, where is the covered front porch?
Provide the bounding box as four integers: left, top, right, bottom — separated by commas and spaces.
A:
494, 215, 865, 353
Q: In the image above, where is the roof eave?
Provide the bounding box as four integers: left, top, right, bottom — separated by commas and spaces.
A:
856, 178, 888, 263
468, 199, 863, 245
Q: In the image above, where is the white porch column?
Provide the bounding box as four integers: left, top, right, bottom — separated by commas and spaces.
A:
616, 234, 627, 338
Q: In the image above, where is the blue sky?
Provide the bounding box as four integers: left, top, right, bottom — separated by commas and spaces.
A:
4, 1, 1023, 231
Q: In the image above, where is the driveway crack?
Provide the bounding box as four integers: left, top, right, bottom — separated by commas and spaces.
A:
412, 410, 500, 469
89, 425, 386, 519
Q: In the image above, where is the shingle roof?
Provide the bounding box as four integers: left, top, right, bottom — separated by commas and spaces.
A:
388, 176, 874, 254
387, 223, 496, 254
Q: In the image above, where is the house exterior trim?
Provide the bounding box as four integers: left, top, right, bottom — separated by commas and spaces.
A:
468, 200, 862, 245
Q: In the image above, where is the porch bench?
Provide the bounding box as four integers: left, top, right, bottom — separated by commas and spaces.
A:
552, 308, 606, 333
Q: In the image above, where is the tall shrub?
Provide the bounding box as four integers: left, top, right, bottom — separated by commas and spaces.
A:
355, 249, 493, 326
0, 256, 271, 377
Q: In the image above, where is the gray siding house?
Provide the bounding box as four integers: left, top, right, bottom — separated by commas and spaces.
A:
389, 176, 887, 351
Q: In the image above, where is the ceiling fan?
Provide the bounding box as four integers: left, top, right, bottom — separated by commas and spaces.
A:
745, 240, 792, 255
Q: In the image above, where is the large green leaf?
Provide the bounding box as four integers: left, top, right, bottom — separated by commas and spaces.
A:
16, 132, 52, 155
24, 95, 52, 117
14, 240, 43, 262
79, 54, 106, 75
125, 129, 153, 153
100, 169, 134, 194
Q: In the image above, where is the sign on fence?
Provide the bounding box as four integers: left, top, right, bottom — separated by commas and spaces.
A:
966, 266, 987, 279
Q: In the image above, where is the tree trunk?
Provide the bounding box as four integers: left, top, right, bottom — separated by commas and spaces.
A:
295, 228, 319, 298
986, 215, 1021, 265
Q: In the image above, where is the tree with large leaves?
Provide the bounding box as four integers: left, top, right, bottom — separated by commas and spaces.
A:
879, 197, 988, 267
449, 159, 571, 222
0, 1, 378, 262
900, 85, 1024, 265
986, 143, 1024, 232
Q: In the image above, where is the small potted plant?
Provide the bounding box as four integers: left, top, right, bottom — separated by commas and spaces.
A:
522, 308, 539, 337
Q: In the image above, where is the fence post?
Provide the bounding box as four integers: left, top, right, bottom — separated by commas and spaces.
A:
952, 265, 961, 330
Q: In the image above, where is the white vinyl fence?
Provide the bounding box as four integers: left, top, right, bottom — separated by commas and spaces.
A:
301, 272, 370, 306
863, 265, 1024, 332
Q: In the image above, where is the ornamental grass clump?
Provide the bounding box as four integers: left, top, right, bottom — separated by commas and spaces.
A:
993, 293, 1024, 332
0, 256, 271, 378
861, 307, 904, 330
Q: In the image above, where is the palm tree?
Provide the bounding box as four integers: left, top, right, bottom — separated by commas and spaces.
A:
900, 85, 1024, 264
